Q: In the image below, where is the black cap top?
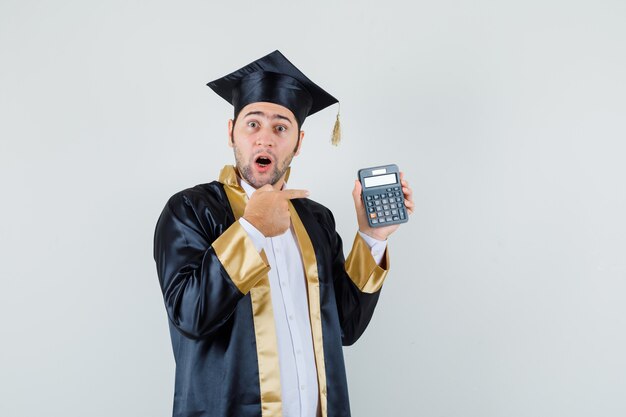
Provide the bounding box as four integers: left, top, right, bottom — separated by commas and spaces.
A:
207, 50, 338, 127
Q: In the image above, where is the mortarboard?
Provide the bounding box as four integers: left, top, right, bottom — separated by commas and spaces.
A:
207, 50, 341, 145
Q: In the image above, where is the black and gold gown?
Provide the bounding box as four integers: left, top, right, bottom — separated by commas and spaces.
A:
154, 165, 389, 417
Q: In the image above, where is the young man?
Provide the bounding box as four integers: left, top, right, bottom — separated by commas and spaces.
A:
154, 50, 414, 417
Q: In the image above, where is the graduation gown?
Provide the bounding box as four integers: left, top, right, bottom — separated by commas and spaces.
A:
154, 165, 389, 417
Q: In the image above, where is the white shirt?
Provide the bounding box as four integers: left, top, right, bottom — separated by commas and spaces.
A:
238, 180, 386, 417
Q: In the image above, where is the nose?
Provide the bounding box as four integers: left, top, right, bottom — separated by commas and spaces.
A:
255, 127, 274, 147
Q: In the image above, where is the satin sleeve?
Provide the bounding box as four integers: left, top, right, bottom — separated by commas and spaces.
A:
324, 211, 390, 346
345, 233, 389, 293
154, 193, 269, 340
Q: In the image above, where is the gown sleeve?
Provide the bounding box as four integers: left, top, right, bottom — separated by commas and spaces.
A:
324, 210, 390, 346
153, 190, 270, 340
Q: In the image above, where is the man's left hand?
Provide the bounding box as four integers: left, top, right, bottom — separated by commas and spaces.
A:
352, 172, 414, 241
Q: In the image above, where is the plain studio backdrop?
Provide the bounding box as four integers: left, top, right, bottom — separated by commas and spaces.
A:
1, 0, 625, 416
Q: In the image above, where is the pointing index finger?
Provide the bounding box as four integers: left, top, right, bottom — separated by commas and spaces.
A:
280, 189, 310, 200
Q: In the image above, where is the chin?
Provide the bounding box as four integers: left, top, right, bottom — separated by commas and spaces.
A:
238, 162, 284, 189
242, 173, 270, 189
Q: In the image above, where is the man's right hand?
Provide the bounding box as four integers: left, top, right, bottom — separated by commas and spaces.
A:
243, 184, 309, 237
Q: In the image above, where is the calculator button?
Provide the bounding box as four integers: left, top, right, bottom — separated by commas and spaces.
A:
367, 201, 374, 207
394, 186, 400, 191
399, 210, 406, 219
385, 216, 392, 222
378, 217, 385, 223
395, 191, 401, 197
387, 192, 394, 198
371, 219, 378, 224
397, 200, 403, 206
368, 207, 375, 213
386, 188, 391, 192
366, 195, 372, 201
383, 205, 389, 210
384, 210, 390, 216
393, 216, 399, 221
369, 213, 377, 219
373, 195, 380, 200
390, 203, 397, 209
376, 206, 382, 212
375, 200, 381, 206
382, 199, 388, 204
391, 209, 398, 215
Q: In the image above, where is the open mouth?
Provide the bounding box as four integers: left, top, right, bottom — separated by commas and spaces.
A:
255, 155, 273, 168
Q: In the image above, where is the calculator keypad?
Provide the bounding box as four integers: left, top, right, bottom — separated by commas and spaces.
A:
365, 186, 406, 225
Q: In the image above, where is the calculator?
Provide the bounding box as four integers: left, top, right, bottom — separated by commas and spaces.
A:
358, 164, 408, 228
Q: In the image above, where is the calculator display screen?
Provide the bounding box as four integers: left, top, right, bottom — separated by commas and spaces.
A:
364, 173, 397, 188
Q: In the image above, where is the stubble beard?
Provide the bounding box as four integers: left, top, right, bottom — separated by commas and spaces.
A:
233, 145, 295, 189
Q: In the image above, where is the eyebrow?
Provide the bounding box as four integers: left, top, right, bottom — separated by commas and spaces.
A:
243, 111, 293, 125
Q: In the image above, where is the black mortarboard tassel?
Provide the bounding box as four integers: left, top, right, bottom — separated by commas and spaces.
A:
207, 50, 340, 144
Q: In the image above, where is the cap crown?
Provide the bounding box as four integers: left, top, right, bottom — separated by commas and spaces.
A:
207, 50, 338, 126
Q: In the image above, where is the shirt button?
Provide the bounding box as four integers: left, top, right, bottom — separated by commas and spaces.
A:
281, 281, 287, 286
288, 315, 294, 321
300, 385, 305, 391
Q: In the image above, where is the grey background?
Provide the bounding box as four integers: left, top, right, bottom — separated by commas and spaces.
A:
1, 0, 625, 416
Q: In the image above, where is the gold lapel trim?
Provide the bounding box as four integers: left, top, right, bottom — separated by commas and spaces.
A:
219, 165, 283, 417
288, 201, 328, 417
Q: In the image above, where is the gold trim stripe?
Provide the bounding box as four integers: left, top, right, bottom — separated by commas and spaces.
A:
251, 275, 283, 416
289, 202, 328, 417
344, 233, 390, 294
218, 165, 283, 417
212, 222, 270, 294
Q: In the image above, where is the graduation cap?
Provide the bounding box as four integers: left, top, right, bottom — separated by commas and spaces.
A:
207, 50, 341, 145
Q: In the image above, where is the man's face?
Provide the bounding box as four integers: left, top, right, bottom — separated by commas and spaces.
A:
228, 102, 304, 189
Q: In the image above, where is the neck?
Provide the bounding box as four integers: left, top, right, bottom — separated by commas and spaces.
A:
271, 177, 286, 191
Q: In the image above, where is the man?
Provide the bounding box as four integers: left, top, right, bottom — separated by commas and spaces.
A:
154, 50, 414, 417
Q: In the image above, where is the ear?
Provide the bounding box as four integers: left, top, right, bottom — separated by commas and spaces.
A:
227, 119, 234, 148
294, 130, 305, 156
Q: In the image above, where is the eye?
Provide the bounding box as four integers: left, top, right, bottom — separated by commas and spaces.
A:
247, 121, 259, 128
276, 125, 287, 133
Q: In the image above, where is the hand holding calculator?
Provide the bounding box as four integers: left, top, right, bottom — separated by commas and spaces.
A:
358, 164, 409, 228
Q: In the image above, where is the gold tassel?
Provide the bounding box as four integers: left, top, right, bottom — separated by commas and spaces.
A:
331, 105, 341, 146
